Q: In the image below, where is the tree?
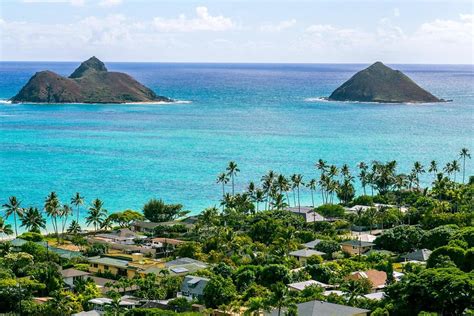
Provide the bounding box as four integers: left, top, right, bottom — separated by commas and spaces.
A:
217, 173, 230, 203
385, 267, 472, 315
86, 198, 107, 232
67, 220, 82, 234
341, 278, 373, 303
143, 199, 186, 223
0, 216, 13, 236
422, 224, 458, 250
265, 282, 295, 316
203, 275, 237, 309
427, 246, 465, 269
2, 196, 23, 237
306, 179, 317, 207
44, 192, 61, 243
107, 210, 144, 228
71, 192, 84, 223
291, 174, 304, 212
20, 207, 46, 233
374, 225, 425, 253
315, 240, 341, 258
459, 148, 471, 184
44, 290, 82, 316
428, 160, 438, 182
315, 204, 345, 218
60, 204, 72, 238
226, 161, 240, 195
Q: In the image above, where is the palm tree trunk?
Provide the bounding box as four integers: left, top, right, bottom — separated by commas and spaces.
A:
13, 212, 18, 237
462, 157, 466, 183
231, 175, 235, 195
311, 189, 314, 207
297, 186, 301, 213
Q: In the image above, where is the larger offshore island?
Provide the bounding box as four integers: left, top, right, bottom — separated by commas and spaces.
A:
11, 57, 446, 104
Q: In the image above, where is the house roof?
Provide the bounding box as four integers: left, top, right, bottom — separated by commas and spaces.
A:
10, 238, 28, 247
165, 257, 207, 267
287, 280, 331, 291
152, 237, 185, 246
303, 239, 322, 249
340, 240, 375, 247
181, 275, 209, 295
72, 311, 101, 316
289, 249, 325, 258
402, 249, 432, 261
355, 234, 377, 243
363, 292, 385, 300
348, 270, 387, 289
266, 300, 370, 316
132, 220, 161, 229
60, 268, 91, 278
87, 256, 132, 269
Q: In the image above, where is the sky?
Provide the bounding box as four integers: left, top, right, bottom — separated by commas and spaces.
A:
0, 0, 473, 63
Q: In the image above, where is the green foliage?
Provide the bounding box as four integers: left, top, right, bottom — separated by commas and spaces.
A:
385, 267, 473, 315
422, 211, 474, 229
2, 252, 34, 276
427, 246, 466, 269
83, 243, 108, 257
421, 224, 459, 250
168, 297, 192, 312
125, 309, 201, 316
175, 242, 203, 259
143, 199, 186, 223
352, 195, 374, 206
203, 275, 237, 309
305, 264, 333, 283
258, 264, 290, 287
315, 204, 346, 218
451, 226, 474, 248
315, 240, 341, 257
107, 209, 144, 228
374, 225, 425, 253
18, 232, 44, 242
21, 241, 60, 263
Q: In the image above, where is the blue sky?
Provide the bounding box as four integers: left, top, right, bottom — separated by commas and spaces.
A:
1, 0, 473, 63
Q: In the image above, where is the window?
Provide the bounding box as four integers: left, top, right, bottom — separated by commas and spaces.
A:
93, 264, 98, 268
104, 265, 109, 270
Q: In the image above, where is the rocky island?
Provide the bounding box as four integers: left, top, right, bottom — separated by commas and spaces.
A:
11, 57, 172, 103
328, 62, 445, 103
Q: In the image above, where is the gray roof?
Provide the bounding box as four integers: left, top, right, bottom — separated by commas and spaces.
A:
165, 257, 207, 268
181, 275, 209, 296
287, 280, 331, 291
132, 220, 161, 229
303, 239, 322, 249
72, 311, 101, 316
87, 256, 131, 269
402, 249, 432, 261
267, 300, 370, 316
341, 240, 375, 247
61, 268, 91, 278
289, 249, 325, 258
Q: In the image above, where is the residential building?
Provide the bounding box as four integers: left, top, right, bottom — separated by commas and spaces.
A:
285, 206, 330, 223
179, 275, 210, 300
302, 239, 322, 249
60, 268, 91, 288
94, 228, 144, 245
287, 280, 332, 291
88, 256, 138, 279
265, 300, 370, 316
347, 270, 387, 292
401, 249, 432, 262
340, 240, 375, 255
289, 249, 325, 265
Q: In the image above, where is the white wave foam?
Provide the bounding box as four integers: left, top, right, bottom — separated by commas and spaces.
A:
0, 99, 12, 104
304, 97, 328, 102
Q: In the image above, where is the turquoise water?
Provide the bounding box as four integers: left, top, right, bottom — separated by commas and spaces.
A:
0, 62, 473, 228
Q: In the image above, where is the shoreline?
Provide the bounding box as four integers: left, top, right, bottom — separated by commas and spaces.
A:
1, 100, 192, 105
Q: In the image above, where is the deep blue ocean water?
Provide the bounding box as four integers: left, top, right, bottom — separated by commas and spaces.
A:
0, 62, 473, 229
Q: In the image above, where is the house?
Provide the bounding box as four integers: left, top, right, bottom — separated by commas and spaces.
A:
287, 280, 332, 291
340, 240, 375, 255
151, 237, 185, 256
60, 268, 91, 288
347, 270, 387, 292
285, 206, 330, 223
88, 295, 139, 313
142, 257, 208, 276
94, 229, 144, 245
289, 249, 325, 265
131, 220, 161, 233
179, 275, 210, 300
353, 233, 377, 243
88, 256, 138, 279
363, 292, 385, 301
401, 249, 432, 262
302, 239, 322, 249
265, 300, 370, 316
72, 311, 101, 316
88, 276, 139, 294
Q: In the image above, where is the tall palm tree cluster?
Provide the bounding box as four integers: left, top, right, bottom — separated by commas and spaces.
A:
1, 192, 108, 241
217, 148, 471, 211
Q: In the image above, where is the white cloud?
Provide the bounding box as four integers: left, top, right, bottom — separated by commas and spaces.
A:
98, 0, 122, 7
153, 6, 235, 32
393, 8, 400, 17
22, 0, 85, 5
260, 19, 296, 32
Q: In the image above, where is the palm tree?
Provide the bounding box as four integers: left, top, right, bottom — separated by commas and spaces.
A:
428, 160, 438, 181
291, 174, 303, 212
226, 161, 240, 195
306, 178, 317, 207
412, 161, 425, 189
71, 192, 84, 223
44, 192, 61, 243
67, 220, 81, 234
254, 189, 265, 212
266, 282, 295, 316
459, 148, 471, 184
444, 162, 453, 180
2, 196, 23, 237
262, 170, 276, 211
60, 204, 73, 238
272, 193, 288, 210
216, 172, 229, 202
20, 207, 46, 233
451, 159, 461, 183
86, 198, 107, 232
276, 174, 291, 207
0, 216, 13, 236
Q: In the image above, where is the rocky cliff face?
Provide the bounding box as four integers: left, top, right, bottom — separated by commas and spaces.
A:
11, 56, 172, 103
328, 62, 444, 103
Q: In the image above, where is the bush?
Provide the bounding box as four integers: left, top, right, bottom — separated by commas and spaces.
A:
422, 225, 459, 250
202, 275, 237, 309
352, 195, 374, 206
168, 297, 192, 312
143, 199, 185, 223
374, 225, 425, 253
315, 240, 341, 257
315, 204, 346, 218
427, 246, 465, 269
18, 232, 44, 242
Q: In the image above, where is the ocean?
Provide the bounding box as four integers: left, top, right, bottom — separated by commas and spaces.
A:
0, 62, 473, 228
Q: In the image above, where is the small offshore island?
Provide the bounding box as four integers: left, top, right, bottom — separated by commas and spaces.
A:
11, 57, 172, 104
328, 62, 446, 103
